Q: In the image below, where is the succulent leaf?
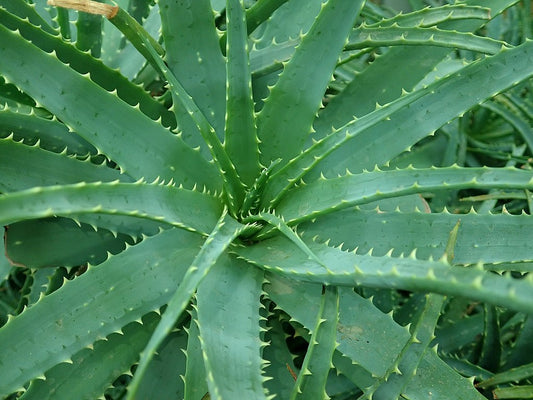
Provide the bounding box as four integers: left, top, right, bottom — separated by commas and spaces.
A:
159, 0, 226, 142
267, 274, 485, 399
126, 211, 245, 399
290, 285, 338, 400
0, 228, 203, 395
196, 255, 266, 400
1, 0, 533, 398
184, 307, 209, 400
256, 0, 365, 166
20, 312, 162, 400
5, 217, 135, 268
224, 0, 261, 187
236, 235, 533, 313
0, 22, 220, 189
0, 181, 223, 235
0, 137, 127, 192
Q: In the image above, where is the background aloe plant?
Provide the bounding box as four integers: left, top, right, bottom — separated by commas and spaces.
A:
1, 0, 533, 398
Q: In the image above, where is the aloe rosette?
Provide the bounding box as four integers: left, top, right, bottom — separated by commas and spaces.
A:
1, 0, 533, 399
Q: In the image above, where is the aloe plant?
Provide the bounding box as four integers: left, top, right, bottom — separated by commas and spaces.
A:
2, 0, 533, 398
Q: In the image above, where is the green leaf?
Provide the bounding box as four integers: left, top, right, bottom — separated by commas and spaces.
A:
506, 316, 533, 368
0, 250, 10, 284
0, 0, 57, 34
236, 235, 533, 313
275, 166, 533, 225
262, 312, 300, 398
196, 255, 266, 400
20, 312, 161, 400
299, 207, 533, 265
0, 137, 127, 192
243, 211, 328, 265
0, 22, 220, 189
308, 39, 533, 181
478, 361, 533, 388
224, 0, 261, 187
370, 294, 445, 399
0, 108, 96, 156
482, 100, 533, 152
126, 211, 245, 400
159, 0, 226, 141
346, 26, 506, 55
366, 4, 491, 28
290, 286, 338, 400
0, 75, 36, 109
0, 228, 203, 395
312, 0, 515, 137
493, 385, 533, 399
256, 0, 364, 165
184, 308, 209, 400
0, 6, 174, 128
5, 218, 134, 268
133, 326, 189, 400
75, 6, 103, 57
0, 181, 223, 236
103, 2, 161, 80
443, 219, 461, 264
251, 0, 326, 49
478, 305, 501, 371
107, 7, 165, 63
267, 275, 485, 399
104, 4, 245, 213
220, 0, 290, 52
263, 40, 533, 205
55, 4, 70, 39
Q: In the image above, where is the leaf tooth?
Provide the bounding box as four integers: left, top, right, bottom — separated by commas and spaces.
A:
466, 205, 478, 215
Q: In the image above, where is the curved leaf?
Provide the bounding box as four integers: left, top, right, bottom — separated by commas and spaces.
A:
0, 23, 220, 190
0, 228, 203, 396
0, 137, 127, 192
299, 207, 533, 265
5, 217, 134, 268
20, 312, 161, 400
267, 275, 485, 399
0, 109, 95, 156
237, 235, 533, 314
276, 166, 533, 224
0, 7, 175, 128
0, 181, 223, 235
346, 26, 506, 55
126, 211, 245, 400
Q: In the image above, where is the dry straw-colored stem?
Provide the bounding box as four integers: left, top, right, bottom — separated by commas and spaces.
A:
47, 0, 118, 18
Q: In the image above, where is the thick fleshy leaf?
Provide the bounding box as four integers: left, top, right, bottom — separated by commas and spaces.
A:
267, 275, 485, 399
126, 211, 245, 400
196, 255, 266, 399
0, 181, 223, 235
0, 22, 220, 190
224, 0, 261, 187
236, 235, 533, 314
256, 0, 364, 165
0, 228, 203, 395
275, 166, 533, 225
